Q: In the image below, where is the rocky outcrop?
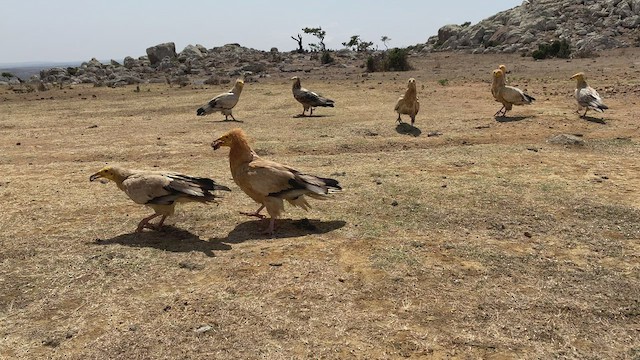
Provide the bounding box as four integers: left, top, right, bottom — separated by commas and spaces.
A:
34, 43, 338, 87
146, 42, 177, 65
418, 0, 640, 55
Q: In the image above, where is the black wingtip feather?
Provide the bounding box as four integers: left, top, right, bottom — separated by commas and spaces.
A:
320, 177, 341, 190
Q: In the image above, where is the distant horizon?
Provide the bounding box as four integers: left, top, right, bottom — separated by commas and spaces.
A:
0, 0, 521, 64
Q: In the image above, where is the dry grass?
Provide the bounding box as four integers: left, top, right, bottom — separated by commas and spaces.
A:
1, 50, 639, 359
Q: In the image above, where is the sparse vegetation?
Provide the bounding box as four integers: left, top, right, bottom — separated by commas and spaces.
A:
303, 27, 327, 52
321, 51, 334, 64
366, 47, 411, 72
532, 39, 571, 60
381, 35, 391, 50
2, 72, 14, 81
438, 78, 449, 86
291, 33, 304, 53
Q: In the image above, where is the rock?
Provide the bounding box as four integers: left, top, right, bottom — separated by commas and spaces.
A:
194, 325, 212, 334
548, 134, 585, 146
437, 24, 463, 45
181, 44, 204, 59
123, 56, 137, 69
146, 42, 177, 65
622, 15, 640, 28
420, 0, 639, 55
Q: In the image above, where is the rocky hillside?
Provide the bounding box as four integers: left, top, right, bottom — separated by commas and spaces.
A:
417, 0, 640, 55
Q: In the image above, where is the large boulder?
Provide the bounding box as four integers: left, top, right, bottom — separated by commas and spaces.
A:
437, 24, 462, 45
146, 42, 177, 65
181, 44, 204, 59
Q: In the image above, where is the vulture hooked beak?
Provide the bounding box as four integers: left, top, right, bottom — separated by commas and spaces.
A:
196, 107, 206, 116
211, 139, 223, 150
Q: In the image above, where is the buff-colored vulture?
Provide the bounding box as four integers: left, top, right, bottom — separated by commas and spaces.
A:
90, 166, 230, 232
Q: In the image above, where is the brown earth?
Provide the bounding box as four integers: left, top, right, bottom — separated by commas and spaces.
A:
1, 49, 639, 359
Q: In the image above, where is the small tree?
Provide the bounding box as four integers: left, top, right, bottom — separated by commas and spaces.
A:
342, 35, 361, 51
303, 27, 326, 51
381, 36, 391, 50
342, 35, 373, 52
357, 40, 374, 52
291, 34, 304, 53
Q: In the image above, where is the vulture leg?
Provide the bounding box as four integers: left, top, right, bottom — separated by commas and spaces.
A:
136, 213, 162, 233
240, 204, 266, 219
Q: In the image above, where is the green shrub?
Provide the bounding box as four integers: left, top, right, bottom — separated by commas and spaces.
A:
532, 39, 571, 60
385, 48, 411, 71
366, 56, 377, 72
321, 51, 334, 64
364, 48, 411, 72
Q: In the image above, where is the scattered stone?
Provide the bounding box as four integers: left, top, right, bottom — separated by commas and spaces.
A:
194, 325, 213, 334
269, 262, 283, 267
391, 200, 399, 206
87, 124, 98, 129
524, 231, 532, 238
427, 131, 443, 137
548, 134, 585, 146
179, 261, 205, 271
42, 338, 60, 347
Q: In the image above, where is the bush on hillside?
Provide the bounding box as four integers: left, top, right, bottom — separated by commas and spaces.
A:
366, 48, 411, 72
532, 39, 571, 60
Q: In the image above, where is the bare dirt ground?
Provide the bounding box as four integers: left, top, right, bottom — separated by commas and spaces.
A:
1, 49, 639, 359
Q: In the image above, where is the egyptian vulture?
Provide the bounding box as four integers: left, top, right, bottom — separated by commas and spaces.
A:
491, 69, 535, 117
90, 166, 230, 232
211, 128, 341, 235
570, 72, 608, 117
291, 76, 335, 116
394, 78, 420, 126
196, 79, 244, 121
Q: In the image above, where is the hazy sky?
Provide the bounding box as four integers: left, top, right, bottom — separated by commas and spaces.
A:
0, 0, 521, 64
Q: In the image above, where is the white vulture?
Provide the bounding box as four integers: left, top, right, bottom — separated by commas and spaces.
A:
570, 72, 608, 117
196, 79, 244, 121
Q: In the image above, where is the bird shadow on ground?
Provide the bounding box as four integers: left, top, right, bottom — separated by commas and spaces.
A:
395, 122, 422, 137
211, 218, 347, 244
205, 119, 244, 123
94, 226, 230, 257
292, 114, 330, 119
494, 115, 530, 123
581, 115, 606, 124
